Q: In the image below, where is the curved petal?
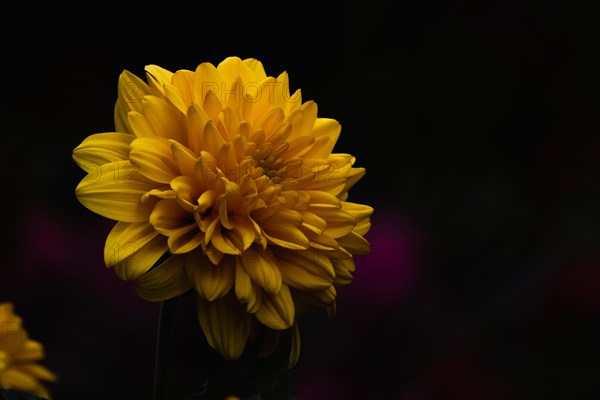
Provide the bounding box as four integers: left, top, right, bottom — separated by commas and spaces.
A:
196, 292, 251, 360
75, 160, 157, 223
0, 368, 45, 397
130, 137, 180, 183
12, 340, 44, 363
275, 248, 335, 290
288, 321, 301, 369
135, 255, 191, 301
235, 257, 262, 313
185, 251, 234, 301
240, 247, 282, 294
15, 364, 57, 382
254, 283, 294, 330
337, 231, 371, 255
72, 132, 133, 172
104, 222, 159, 267
113, 235, 169, 281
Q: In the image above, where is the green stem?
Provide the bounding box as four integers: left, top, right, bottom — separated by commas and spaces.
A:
153, 297, 179, 400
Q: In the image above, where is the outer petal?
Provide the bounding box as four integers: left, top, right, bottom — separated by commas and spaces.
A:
235, 257, 262, 313
196, 293, 251, 360
12, 340, 44, 363
135, 255, 191, 301
0, 368, 47, 398
113, 235, 169, 281
274, 247, 335, 290
145, 64, 174, 95
254, 284, 295, 330
114, 70, 151, 133
104, 222, 159, 267
288, 321, 301, 368
75, 160, 158, 223
15, 364, 57, 382
185, 251, 235, 301
240, 247, 282, 294
217, 56, 256, 88
130, 137, 180, 183
72, 132, 133, 172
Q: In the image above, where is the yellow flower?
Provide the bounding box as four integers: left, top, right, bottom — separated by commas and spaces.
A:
0, 302, 57, 399
73, 56, 373, 365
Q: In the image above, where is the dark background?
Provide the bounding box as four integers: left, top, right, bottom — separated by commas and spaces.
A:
2, 1, 600, 399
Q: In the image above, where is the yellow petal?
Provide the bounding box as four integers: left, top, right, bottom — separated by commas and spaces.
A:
273, 247, 335, 290
172, 69, 195, 107
243, 58, 267, 81
196, 293, 251, 360
251, 77, 283, 122
185, 251, 234, 301
169, 176, 199, 212
206, 242, 225, 265
211, 226, 242, 255
116, 69, 150, 112
241, 247, 282, 294
341, 202, 374, 219
290, 100, 317, 140
129, 137, 179, 183
288, 321, 301, 369
16, 364, 58, 382
145, 64, 174, 94
127, 110, 156, 138
342, 167, 366, 194
225, 216, 256, 252
135, 255, 191, 301
292, 285, 337, 308
12, 340, 43, 363
163, 83, 188, 114
75, 160, 157, 222
114, 98, 132, 133
353, 217, 372, 236
104, 221, 159, 267
256, 107, 285, 138
311, 118, 340, 149
1, 368, 43, 396
305, 190, 342, 208
72, 132, 134, 172
194, 61, 223, 103
337, 231, 371, 255
261, 223, 309, 250
170, 140, 197, 176
235, 257, 262, 313
313, 207, 357, 238
217, 56, 256, 87
114, 235, 169, 281
332, 258, 356, 286
254, 284, 295, 330
167, 224, 204, 254
141, 95, 187, 144
149, 199, 194, 235
281, 135, 315, 160
202, 120, 226, 156
301, 228, 339, 251
186, 101, 211, 154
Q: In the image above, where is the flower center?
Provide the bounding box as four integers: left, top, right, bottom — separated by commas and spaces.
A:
0, 350, 11, 372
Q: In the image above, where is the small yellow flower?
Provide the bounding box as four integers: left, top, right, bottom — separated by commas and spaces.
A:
0, 302, 57, 399
73, 56, 373, 365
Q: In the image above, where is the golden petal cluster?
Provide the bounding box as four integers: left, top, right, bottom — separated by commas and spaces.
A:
74, 57, 373, 365
0, 302, 57, 399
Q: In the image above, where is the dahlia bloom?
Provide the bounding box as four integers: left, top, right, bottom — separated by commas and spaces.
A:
0, 302, 57, 399
73, 56, 373, 364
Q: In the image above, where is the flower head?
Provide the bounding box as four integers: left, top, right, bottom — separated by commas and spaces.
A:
73, 56, 373, 364
0, 302, 57, 399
